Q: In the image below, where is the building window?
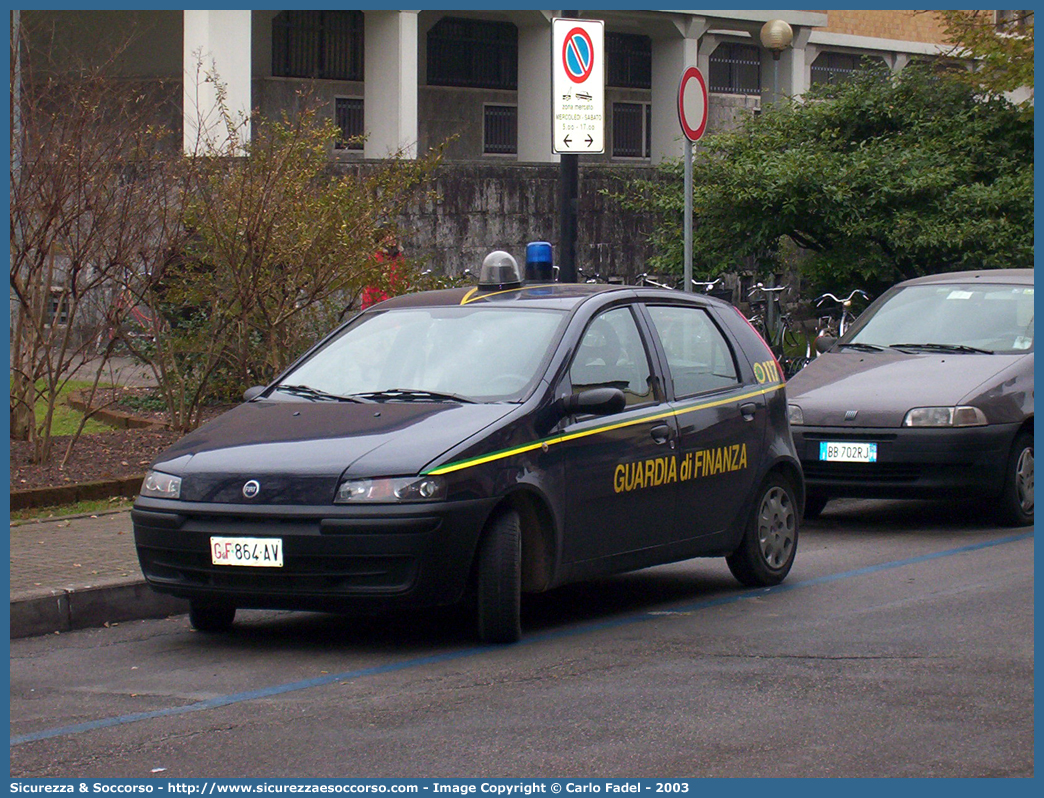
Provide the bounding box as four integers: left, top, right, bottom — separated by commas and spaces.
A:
606, 33, 651, 89
427, 17, 517, 90
483, 105, 517, 155
708, 43, 761, 95
335, 97, 363, 150
811, 51, 885, 86
996, 10, 1034, 32
272, 10, 364, 81
612, 102, 650, 159
47, 288, 69, 326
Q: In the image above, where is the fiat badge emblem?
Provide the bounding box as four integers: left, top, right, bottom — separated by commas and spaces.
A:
242, 480, 261, 499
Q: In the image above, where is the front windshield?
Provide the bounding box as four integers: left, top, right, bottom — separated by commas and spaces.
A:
848, 283, 1034, 354
277, 305, 567, 403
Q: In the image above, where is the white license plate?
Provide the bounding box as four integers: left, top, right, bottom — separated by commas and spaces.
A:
820, 441, 878, 463
210, 536, 284, 567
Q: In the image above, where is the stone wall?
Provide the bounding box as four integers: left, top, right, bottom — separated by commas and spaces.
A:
342, 161, 659, 281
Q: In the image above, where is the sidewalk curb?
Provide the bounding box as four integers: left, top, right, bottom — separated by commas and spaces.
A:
10, 580, 188, 639
11, 476, 144, 511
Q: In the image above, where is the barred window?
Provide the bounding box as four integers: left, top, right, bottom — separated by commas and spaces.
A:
612, 102, 650, 159
335, 97, 363, 150
811, 51, 885, 86
708, 43, 761, 95
272, 10, 364, 81
47, 288, 69, 326
606, 33, 651, 89
483, 105, 517, 155
427, 17, 518, 90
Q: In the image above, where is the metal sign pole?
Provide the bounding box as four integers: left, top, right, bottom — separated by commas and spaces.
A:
683, 139, 693, 293
677, 66, 707, 295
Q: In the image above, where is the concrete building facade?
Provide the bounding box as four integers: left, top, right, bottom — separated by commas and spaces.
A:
19, 8, 974, 277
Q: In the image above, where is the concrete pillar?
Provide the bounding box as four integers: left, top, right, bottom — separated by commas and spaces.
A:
364, 10, 419, 159
784, 27, 813, 99
183, 10, 252, 154
517, 17, 556, 164
762, 26, 812, 104
650, 17, 705, 164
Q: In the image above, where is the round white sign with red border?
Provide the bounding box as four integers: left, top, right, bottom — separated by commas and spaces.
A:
678, 66, 708, 142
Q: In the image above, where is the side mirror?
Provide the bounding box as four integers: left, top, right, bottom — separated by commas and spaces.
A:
557, 387, 626, 418
243, 386, 266, 402
815, 335, 836, 355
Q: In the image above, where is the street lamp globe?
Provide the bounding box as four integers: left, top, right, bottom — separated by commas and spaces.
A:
760, 19, 794, 59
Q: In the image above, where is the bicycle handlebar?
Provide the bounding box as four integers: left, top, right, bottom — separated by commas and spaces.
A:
815, 289, 869, 307
636, 273, 675, 290
749, 282, 789, 296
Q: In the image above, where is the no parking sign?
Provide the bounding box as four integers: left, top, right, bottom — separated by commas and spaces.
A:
552, 17, 604, 154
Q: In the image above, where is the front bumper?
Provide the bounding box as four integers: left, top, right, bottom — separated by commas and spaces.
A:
132, 495, 497, 612
791, 423, 1020, 499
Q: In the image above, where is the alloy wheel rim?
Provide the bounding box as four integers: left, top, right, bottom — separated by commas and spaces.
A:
1015, 446, 1034, 513
757, 486, 795, 569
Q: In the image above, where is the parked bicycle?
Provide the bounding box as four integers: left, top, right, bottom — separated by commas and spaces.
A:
812, 289, 870, 353
746, 282, 809, 377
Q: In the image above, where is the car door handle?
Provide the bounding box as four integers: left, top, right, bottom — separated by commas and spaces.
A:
740, 402, 757, 421
650, 424, 672, 444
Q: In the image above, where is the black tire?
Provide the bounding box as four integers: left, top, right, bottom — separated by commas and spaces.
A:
475, 508, 522, 644
803, 491, 829, 520
189, 602, 236, 633
727, 472, 799, 587
997, 431, 1033, 527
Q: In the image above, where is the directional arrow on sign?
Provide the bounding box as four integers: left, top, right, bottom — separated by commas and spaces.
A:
585, 135, 594, 146
564, 135, 572, 146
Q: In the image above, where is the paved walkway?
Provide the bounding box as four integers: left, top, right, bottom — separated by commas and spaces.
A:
10, 509, 187, 638
10, 354, 185, 637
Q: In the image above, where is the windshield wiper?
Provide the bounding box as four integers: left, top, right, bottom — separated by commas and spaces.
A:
275, 384, 374, 403
837, 342, 885, 352
889, 343, 994, 355
350, 388, 476, 404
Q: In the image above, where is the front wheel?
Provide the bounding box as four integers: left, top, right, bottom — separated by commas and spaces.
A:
727, 473, 799, 587
475, 508, 522, 644
997, 431, 1033, 527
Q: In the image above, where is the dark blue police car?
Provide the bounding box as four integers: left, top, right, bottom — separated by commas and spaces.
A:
133, 252, 804, 643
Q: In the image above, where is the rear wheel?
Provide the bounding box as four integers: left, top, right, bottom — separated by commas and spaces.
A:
997, 431, 1033, 527
189, 602, 236, 633
475, 508, 522, 644
727, 473, 799, 587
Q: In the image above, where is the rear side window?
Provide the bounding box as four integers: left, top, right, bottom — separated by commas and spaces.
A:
646, 305, 739, 397
569, 306, 655, 407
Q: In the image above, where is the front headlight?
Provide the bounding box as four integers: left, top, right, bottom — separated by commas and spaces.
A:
903, 406, 988, 427
788, 404, 804, 426
335, 475, 447, 504
141, 470, 182, 499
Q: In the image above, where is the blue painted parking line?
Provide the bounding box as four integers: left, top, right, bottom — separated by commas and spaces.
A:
11, 530, 1032, 746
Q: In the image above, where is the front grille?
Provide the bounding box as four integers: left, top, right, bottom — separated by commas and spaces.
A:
802, 461, 922, 483
801, 432, 898, 442
138, 544, 416, 594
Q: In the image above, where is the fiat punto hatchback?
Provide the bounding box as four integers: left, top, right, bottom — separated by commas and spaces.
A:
133, 253, 804, 643
787, 269, 1033, 525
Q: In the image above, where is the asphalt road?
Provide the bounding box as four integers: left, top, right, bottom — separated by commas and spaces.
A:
9, 498, 1034, 779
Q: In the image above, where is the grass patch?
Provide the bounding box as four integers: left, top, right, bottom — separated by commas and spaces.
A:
19, 380, 118, 436
10, 496, 135, 525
